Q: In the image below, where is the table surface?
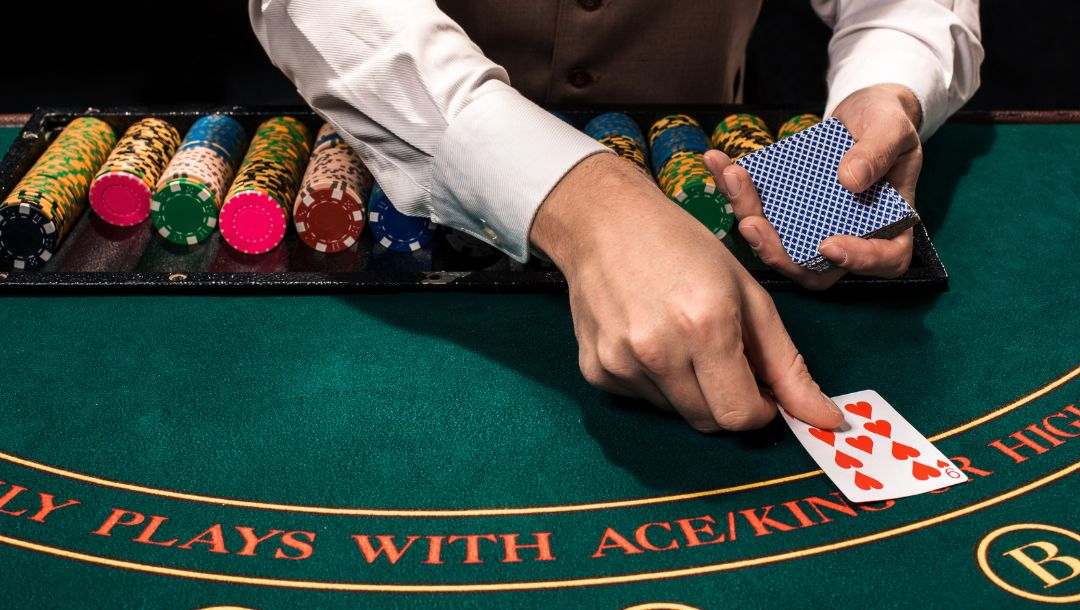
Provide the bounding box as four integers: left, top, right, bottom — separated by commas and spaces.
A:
0, 122, 1078, 609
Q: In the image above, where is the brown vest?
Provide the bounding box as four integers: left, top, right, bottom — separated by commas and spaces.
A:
439, 0, 763, 105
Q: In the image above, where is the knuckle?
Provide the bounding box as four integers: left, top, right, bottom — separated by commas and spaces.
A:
714, 407, 762, 431
596, 341, 636, 378
765, 350, 812, 389
759, 253, 784, 268
578, 354, 607, 387
672, 301, 719, 336
693, 308, 743, 353
626, 330, 670, 375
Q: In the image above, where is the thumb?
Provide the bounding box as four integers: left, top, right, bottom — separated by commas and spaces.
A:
740, 288, 843, 429
836, 114, 919, 194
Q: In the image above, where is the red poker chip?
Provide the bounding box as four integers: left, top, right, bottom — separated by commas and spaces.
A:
89, 171, 152, 227
219, 190, 288, 255
293, 184, 364, 253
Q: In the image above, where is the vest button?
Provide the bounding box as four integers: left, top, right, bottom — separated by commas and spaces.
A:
578, 0, 602, 10
567, 68, 593, 88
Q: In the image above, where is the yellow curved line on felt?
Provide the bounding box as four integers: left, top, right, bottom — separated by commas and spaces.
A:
0, 364, 1076, 518
0, 460, 1075, 593
622, 600, 704, 604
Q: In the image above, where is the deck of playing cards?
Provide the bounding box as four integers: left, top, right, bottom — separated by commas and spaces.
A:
781, 390, 968, 502
736, 118, 919, 272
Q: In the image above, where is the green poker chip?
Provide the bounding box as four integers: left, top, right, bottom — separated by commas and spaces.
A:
672, 178, 734, 239
150, 178, 220, 245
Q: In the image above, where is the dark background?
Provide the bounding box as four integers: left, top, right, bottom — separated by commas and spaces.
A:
0, 1, 1076, 112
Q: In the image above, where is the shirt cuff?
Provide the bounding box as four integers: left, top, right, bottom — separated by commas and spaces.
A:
823, 29, 949, 141
429, 81, 608, 262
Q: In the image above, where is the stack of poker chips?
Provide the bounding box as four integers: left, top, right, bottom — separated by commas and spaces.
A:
90, 118, 181, 227
151, 114, 246, 246
648, 114, 734, 239
584, 112, 650, 172
293, 123, 372, 253
0, 117, 116, 270
368, 183, 436, 253
220, 116, 312, 254
776, 113, 822, 140
710, 113, 774, 160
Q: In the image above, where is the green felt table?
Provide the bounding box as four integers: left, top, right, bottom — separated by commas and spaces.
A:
0, 120, 1078, 609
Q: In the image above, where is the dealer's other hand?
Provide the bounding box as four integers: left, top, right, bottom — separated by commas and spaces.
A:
530, 153, 843, 432
703, 84, 924, 291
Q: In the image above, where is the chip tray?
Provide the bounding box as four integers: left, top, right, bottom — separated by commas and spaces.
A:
0, 106, 950, 293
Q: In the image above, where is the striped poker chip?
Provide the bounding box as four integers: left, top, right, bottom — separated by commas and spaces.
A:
150, 178, 220, 246
293, 184, 364, 253
0, 116, 116, 269
367, 184, 434, 253
0, 204, 59, 270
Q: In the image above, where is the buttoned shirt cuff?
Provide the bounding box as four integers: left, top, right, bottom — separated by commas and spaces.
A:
823, 29, 949, 141
429, 81, 608, 262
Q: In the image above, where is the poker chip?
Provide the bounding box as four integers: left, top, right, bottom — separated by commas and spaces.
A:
90, 117, 181, 226
585, 112, 650, 173
293, 123, 371, 253
152, 114, 246, 245
710, 113, 774, 160
648, 114, 734, 238
776, 113, 822, 140
0, 116, 116, 270
220, 116, 312, 254
218, 190, 288, 254
150, 177, 220, 245
90, 172, 153, 226
178, 114, 247, 167
367, 183, 435, 253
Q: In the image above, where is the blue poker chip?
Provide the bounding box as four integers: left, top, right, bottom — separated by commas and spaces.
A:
178, 114, 247, 168
650, 124, 710, 175
367, 183, 435, 253
584, 112, 647, 151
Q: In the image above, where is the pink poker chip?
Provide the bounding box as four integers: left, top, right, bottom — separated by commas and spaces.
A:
219, 190, 288, 254
89, 171, 152, 227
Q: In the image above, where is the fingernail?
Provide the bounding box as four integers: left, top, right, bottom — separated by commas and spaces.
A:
819, 242, 848, 266
723, 170, 741, 198
847, 158, 872, 190
744, 225, 762, 249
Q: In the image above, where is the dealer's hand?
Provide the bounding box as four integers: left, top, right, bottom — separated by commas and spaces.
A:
703, 84, 924, 290
530, 153, 843, 432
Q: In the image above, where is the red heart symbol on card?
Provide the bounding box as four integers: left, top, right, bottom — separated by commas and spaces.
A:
844, 401, 873, 419
834, 450, 863, 470
891, 441, 921, 461
854, 471, 883, 491
864, 419, 892, 438
937, 460, 949, 468
911, 461, 941, 481
845, 435, 874, 454
809, 427, 836, 446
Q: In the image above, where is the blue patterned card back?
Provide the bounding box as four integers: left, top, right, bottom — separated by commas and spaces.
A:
735, 118, 918, 271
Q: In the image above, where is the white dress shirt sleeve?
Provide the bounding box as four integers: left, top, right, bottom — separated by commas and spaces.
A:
812, 0, 984, 140
249, 0, 607, 262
